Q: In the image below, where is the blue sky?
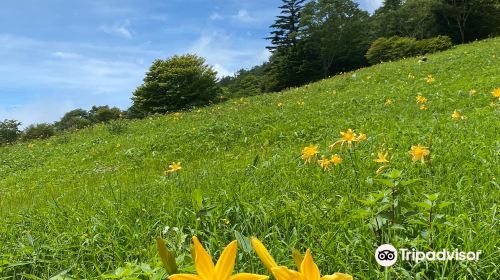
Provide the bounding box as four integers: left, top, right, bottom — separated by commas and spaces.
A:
0, 0, 382, 126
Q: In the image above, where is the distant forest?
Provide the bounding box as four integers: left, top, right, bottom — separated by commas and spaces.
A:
220, 0, 499, 96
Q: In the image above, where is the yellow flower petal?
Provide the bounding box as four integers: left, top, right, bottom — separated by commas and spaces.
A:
169, 274, 203, 280
230, 273, 269, 280
271, 267, 302, 280
292, 249, 303, 271
251, 238, 278, 271
192, 236, 215, 280
300, 250, 320, 280
215, 240, 238, 280
321, 273, 353, 280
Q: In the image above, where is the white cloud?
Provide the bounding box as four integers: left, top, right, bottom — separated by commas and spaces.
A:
0, 34, 154, 125
212, 63, 232, 77
99, 22, 132, 38
232, 9, 255, 23
52, 51, 81, 59
209, 12, 223, 21
190, 31, 269, 78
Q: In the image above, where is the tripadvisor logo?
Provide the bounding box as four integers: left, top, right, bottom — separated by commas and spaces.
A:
375, 244, 482, 267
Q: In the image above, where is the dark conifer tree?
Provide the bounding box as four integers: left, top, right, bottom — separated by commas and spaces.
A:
266, 0, 306, 52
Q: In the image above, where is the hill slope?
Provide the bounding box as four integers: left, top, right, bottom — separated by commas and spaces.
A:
1, 38, 499, 279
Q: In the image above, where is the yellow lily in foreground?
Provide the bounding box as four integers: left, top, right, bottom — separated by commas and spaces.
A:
169, 237, 269, 280
251, 238, 352, 280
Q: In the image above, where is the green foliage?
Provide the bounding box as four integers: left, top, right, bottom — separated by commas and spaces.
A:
301, 0, 372, 76
90, 105, 122, 123
365, 36, 417, 64
0, 37, 499, 279
416, 35, 454, 54
266, 0, 306, 52
0, 119, 21, 145
106, 120, 128, 135
265, 44, 322, 92
366, 35, 453, 64
124, 104, 147, 119
435, 0, 500, 43
219, 65, 269, 98
371, 0, 500, 44
22, 123, 56, 141
132, 54, 221, 115
371, 0, 440, 39
55, 109, 92, 131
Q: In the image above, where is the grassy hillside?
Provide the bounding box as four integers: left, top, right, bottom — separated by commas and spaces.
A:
1, 38, 499, 279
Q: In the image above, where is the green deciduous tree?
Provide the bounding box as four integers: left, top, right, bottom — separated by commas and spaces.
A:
55, 109, 92, 131
301, 0, 372, 76
0, 119, 22, 145
22, 123, 56, 140
89, 105, 122, 123
435, 0, 500, 43
132, 54, 221, 114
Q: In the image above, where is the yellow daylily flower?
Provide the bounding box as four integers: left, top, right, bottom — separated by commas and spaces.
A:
415, 95, 427, 104
419, 105, 428, 111
426, 75, 435, 83
374, 151, 389, 163
251, 238, 352, 280
164, 162, 182, 176
250, 238, 278, 271
356, 133, 366, 141
330, 155, 343, 166
408, 144, 430, 163
301, 145, 319, 163
272, 250, 352, 280
492, 88, 500, 98
170, 237, 268, 280
451, 110, 463, 121
318, 156, 332, 171
170, 162, 182, 171
329, 129, 360, 150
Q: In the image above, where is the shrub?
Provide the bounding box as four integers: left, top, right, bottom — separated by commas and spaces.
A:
107, 120, 128, 135
366, 36, 453, 65
132, 54, 221, 115
22, 123, 55, 140
416, 36, 453, 54
55, 109, 92, 131
0, 119, 21, 145
90, 105, 122, 123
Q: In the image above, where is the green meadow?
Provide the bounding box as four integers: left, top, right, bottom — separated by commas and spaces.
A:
1, 37, 499, 279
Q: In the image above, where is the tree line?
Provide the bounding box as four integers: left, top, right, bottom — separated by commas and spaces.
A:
0, 106, 123, 145
1, 0, 498, 145
221, 0, 499, 95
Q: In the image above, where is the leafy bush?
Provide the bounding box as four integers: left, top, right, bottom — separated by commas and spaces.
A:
366, 36, 453, 64
132, 54, 221, 115
55, 109, 92, 131
0, 119, 21, 145
90, 105, 122, 123
106, 120, 128, 135
22, 123, 55, 140
416, 36, 453, 54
